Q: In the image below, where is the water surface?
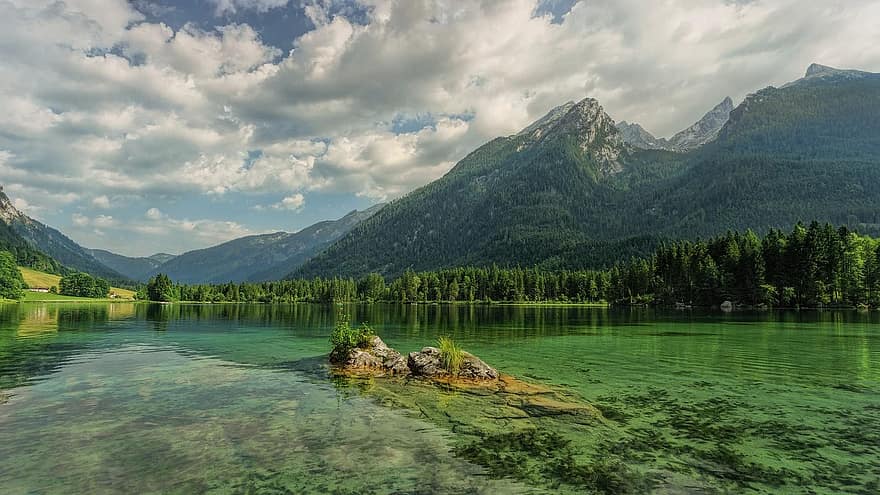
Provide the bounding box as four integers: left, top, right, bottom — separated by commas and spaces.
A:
1, 303, 878, 494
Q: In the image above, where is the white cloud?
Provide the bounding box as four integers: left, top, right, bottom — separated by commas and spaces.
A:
208, 0, 290, 16
271, 193, 306, 211
70, 213, 118, 228
128, 212, 259, 252
145, 207, 164, 220
70, 207, 261, 255
12, 197, 41, 215
92, 196, 111, 209
72, 213, 90, 227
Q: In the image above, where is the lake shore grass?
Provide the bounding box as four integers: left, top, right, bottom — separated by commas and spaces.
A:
18, 291, 135, 303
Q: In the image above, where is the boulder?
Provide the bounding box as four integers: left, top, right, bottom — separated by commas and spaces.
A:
408, 347, 499, 381
407, 347, 446, 376
333, 336, 410, 375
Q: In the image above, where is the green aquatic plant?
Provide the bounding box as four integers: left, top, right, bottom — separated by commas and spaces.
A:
454, 429, 651, 494
329, 314, 376, 362
438, 336, 464, 375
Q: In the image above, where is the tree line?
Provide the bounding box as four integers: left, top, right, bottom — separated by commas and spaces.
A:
142, 222, 880, 308
58, 272, 111, 298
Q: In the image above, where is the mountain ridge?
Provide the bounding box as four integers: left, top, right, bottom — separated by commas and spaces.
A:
0, 188, 125, 280
150, 204, 385, 284
616, 97, 734, 152
296, 63, 880, 279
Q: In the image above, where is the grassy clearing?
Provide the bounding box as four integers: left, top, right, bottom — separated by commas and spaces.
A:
18, 267, 136, 300
21, 291, 137, 302
18, 267, 60, 289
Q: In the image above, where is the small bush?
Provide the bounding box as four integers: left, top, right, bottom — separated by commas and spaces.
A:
438, 336, 464, 375
329, 314, 376, 362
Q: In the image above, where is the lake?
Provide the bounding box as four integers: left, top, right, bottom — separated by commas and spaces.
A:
1, 303, 878, 494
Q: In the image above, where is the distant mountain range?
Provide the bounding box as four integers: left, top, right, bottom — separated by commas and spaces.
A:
0, 186, 383, 284
296, 63, 880, 278
3, 63, 877, 284
87, 250, 177, 282
145, 205, 383, 284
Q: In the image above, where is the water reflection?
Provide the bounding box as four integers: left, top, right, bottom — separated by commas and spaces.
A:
0, 302, 878, 494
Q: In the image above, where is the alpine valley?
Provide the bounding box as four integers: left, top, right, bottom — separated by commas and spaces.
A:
1, 64, 878, 284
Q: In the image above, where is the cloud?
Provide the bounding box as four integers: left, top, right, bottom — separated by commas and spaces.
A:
145, 207, 164, 220
71, 213, 118, 228
92, 195, 111, 209
128, 212, 259, 253
70, 206, 261, 255
12, 197, 41, 215
208, 0, 291, 16
132, 1, 177, 17
72, 213, 90, 227
1, 0, 879, 253
271, 193, 306, 211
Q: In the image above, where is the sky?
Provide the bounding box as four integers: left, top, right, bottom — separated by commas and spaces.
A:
1, 0, 879, 257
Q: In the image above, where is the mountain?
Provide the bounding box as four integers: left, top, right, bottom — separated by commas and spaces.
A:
783, 63, 874, 88
297, 64, 880, 278
148, 253, 177, 264
296, 98, 662, 278
666, 97, 734, 151
615, 121, 667, 150
617, 97, 734, 152
0, 189, 61, 273
151, 205, 383, 284
643, 64, 880, 237
0, 188, 125, 280
88, 249, 176, 282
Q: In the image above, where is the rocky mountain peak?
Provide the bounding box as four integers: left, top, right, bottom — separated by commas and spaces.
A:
0, 187, 29, 225
666, 97, 734, 151
548, 98, 626, 175
516, 97, 626, 176
783, 63, 875, 89
518, 100, 576, 139
615, 121, 666, 150
618, 97, 735, 152
805, 63, 843, 77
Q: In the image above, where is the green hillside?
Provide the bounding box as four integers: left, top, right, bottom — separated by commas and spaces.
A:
296, 65, 880, 278
19, 267, 136, 300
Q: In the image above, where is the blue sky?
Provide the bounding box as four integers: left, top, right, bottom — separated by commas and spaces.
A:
0, 0, 878, 256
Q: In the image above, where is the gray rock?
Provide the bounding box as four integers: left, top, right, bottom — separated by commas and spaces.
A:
408, 347, 499, 381
616, 121, 667, 150
459, 353, 499, 380
334, 336, 410, 375
666, 97, 734, 151
346, 348, 383, 368
407, 347, 447, 376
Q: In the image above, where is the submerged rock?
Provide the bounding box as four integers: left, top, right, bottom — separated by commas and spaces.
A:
332, 336, 410, 375
408, 347, 499, 381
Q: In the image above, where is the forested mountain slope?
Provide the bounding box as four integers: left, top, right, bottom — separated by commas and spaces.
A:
297, 64, 880, 279
297, 98, 676, 277
0, 189, 113, 277
641, 64, 880, 238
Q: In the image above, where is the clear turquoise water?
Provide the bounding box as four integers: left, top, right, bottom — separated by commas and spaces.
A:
0, 303, 878, 494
